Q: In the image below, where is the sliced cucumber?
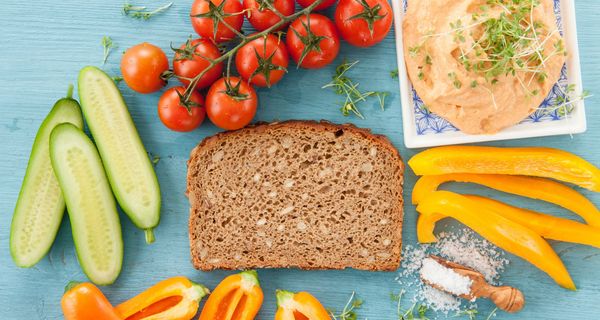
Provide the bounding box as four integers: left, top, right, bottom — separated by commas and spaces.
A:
49, 123, 123, 285
10, 88, 84, 267
78, 66, 161, 243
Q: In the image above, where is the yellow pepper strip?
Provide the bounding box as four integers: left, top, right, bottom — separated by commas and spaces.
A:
411, 174, 600, 227
465, 195, 600, 249
408, 146, 600, 191
416, 191, 576, 290
275, 290, 331, 320
116, 276, 209, 320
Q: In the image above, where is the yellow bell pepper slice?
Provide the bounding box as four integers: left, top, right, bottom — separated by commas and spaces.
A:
465, 195, 600, 249
416, 191, 575, 290
412, 173, 600, 227
116, 276, 209, 320
275, 290, 331, 320
408, 146, 600, 191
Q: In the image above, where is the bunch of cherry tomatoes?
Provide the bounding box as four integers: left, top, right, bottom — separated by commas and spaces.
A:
120, 0, 393, 132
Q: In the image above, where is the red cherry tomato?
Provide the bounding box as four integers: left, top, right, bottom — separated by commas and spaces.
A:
286, 14, 340, 69
334, 0, 393, 47
243, 0, 295, 31
206, 77, 258, 130
191, 0, 244, 43
236, 34, 289, 87
158, 87, 206, 132
297, 0, 337, 11
173, 39, 224, 90
121, 43, 169, 94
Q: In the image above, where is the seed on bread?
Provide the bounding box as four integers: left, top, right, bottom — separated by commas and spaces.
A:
186, 120, 404, 271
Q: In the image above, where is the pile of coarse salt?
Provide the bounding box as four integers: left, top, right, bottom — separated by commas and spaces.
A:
420, 257, 473, 296
396, 228, 509, 313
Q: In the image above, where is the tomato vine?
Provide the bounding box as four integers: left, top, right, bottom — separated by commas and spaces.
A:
179, 0, 325, 104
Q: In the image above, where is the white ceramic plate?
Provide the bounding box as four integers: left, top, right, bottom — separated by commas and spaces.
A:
391, 0, 586, 148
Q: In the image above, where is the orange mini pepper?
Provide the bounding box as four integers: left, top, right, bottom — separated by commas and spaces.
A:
275, 290, 331, 320
198, 270, 263, 320
116, 276, 209, 320
416, 191, 575, 290
408, 146, 600, 191
411, 174, 600, 226
61, 281, 121, 320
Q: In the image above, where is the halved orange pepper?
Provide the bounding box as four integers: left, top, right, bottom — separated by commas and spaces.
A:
408, 146, 600, 191
61, 281, 121, 320
465, 195, 600, 249
116, 276, 209, 320
198, 270, 263, 320
411, 173, 600, 226
274, 290, 331, 320
416, 191, 575, 290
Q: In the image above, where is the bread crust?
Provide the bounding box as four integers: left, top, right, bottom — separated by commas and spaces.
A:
187, 120, 404, 271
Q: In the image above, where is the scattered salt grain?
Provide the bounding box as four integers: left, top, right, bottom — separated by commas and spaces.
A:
420, 257, 472, 296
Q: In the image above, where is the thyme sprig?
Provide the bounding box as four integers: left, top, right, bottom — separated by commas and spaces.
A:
322, 60, 389, 119
328, 291, 364, 320
101, 36, 116, 65
123, 1, 173, 20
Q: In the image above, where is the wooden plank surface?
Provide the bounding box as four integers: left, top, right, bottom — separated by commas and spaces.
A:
0, 0, 599, 318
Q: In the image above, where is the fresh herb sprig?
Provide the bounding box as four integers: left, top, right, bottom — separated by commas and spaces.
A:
123, 1, 173, 20
328, 291, 364, 320
101, 36, 116, 65
322, 60, 389, 119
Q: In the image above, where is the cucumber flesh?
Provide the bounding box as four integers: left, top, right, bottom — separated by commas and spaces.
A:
10, 92, 83, 267
78, 66, 160, 243
49, 123, 123, 285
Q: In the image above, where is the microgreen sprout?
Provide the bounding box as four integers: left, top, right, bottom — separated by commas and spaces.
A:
101, 36, 116, 65
541, 84, 592, 117
391, 290, 430, 320
328, 291, 364, 320
123, 1, 173, 20
322, 60, 389, 119
455, 308, 478, 320
111, 75, 123, 84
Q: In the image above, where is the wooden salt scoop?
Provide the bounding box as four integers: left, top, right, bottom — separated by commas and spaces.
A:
421, 255, 525, 313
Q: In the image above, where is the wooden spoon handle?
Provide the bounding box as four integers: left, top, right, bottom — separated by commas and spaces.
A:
486, 285, 525, 313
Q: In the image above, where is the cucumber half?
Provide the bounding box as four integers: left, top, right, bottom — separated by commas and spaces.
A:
10, 88, 84, 267
78, 66, 161, 243
49, 123, 123, 285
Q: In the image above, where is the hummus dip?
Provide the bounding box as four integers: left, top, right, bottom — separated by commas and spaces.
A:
403, 0, 566, 134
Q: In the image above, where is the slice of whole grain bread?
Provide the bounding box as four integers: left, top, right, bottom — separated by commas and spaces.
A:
186, 120, 404, 271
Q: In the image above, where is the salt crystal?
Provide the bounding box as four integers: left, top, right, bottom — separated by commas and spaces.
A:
420, 257, 472, 296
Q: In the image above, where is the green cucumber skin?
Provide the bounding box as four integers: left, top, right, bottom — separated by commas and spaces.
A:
78, 66, 161, 240
49, 123, 123, 285
10, 97, 83, 267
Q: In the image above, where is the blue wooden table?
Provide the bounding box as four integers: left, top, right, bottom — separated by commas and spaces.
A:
1, 0, 599, 319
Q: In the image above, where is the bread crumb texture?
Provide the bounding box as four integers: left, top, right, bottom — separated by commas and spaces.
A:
187, 121, 404, 271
